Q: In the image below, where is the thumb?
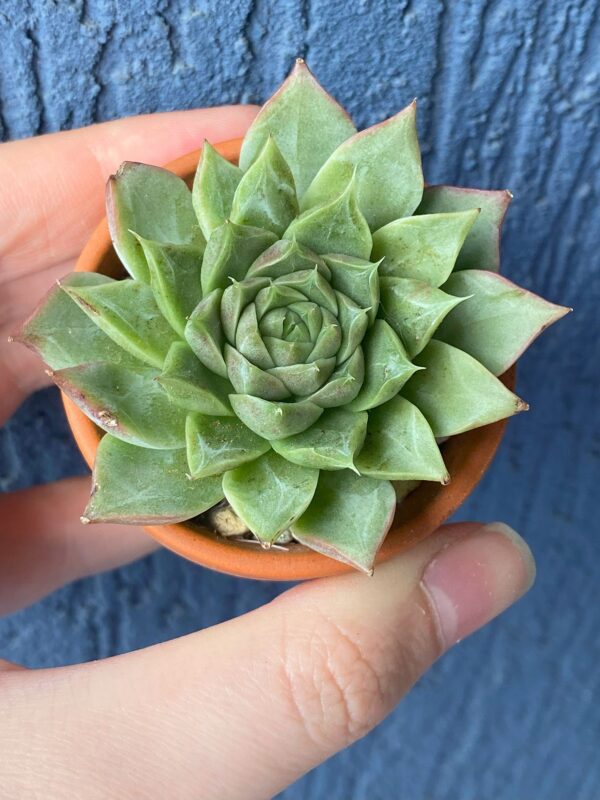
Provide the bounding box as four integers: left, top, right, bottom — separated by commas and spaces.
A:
2, 522, 534, 800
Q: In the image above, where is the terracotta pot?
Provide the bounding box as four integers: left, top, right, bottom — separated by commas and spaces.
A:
63, 138, 515, 581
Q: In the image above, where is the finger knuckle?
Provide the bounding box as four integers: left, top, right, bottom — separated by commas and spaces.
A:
278, 612, 393, 750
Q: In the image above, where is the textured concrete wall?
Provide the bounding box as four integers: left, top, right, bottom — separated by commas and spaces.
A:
1, 1, 599, 798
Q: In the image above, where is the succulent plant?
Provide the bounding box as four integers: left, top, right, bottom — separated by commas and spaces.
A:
18, 60, 569, 573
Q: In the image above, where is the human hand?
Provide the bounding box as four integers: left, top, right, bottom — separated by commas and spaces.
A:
0, 112, 535, 799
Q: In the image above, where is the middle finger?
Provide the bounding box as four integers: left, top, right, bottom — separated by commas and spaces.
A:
0, 477, 158, 616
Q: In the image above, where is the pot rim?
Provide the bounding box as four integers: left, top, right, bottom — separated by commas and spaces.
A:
62, 138, 514, 581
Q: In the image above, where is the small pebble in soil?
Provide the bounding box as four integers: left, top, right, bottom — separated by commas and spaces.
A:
206, 502, 249, 537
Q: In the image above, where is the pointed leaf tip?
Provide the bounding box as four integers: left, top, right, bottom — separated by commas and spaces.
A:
86, 437, 224, 524
64, 279, 178, 369
223, 450, 318, 543
403, 339, 526, 437
325, 253, 381, 325
133, 234, 204, 337
230, 135, 298, 236
16, 273, 143, 372
373, 209, 480, 286
229, 394, 323, 440
272, 408, 368, 471
302, 100, 424, 229
159, 341, 234, 416
437, 270, 571, 375
380, 276, 468, 358
201, 221, 277, 295
291, 470, 396, 573
107, 162, 204, 283
247, 237, 331, 281
193, 140, 243, 239
347, 320, 417, 411
417, 186, 511, 271
356, 396, 448, 482
239, 62, 356, 196
284, 172, 372, 259
186, 414, 270, 479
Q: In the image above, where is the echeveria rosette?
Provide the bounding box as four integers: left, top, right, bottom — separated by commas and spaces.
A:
17, 60, 569, 573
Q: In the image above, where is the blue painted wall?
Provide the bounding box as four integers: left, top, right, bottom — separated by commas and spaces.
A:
1, 1, 598, 797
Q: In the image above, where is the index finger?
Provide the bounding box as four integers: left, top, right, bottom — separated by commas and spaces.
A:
0, 105, 258, 279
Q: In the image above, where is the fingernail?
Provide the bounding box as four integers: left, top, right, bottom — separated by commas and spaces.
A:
421, 522, 536, 649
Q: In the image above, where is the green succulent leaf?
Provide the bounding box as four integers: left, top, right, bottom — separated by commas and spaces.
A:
201, 221, 277, 295
437, 270, 571, 375
220, 277, 270, 342
347, 320, 419, 411
335, 293, 369, 363
258, 307, 294, 339
158, 342, 234, 416
308, 347, 365, 408
355, 396, 448, 482
263, 338, 313, 368
247, 238, 331, 280
107, 162, 204, 283
64, 278, 177, 369
231, 136, 298, 236
269, 357, 336, 396
222, 450, 319, 543
307, 312, 342, 363
235, 304, 276, 369
85, 436, 224, 524
403, 339, 528, 437
16, 273, 140, 370
292, 301, 324, 341
307, 311, 342, 360
193, 140, 243, 238
301, 102, 423, 230
324, 254, 380, 325
134, 235, 203, 337
291, 470, 396, 573
283, 174, 372, 259
254, 283, 306, 321
379, 276, 467, 358
186, 414, 270, 479
372, 210, 479, 286
272, 408, 368, 471
229, 395, 323, 440
279, 268, 338, 315
185, 289, 228, 378
53, 362, 186, 448
225, 344, 290, 400
239, 59, 356, 197
416, 186, 512, 271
